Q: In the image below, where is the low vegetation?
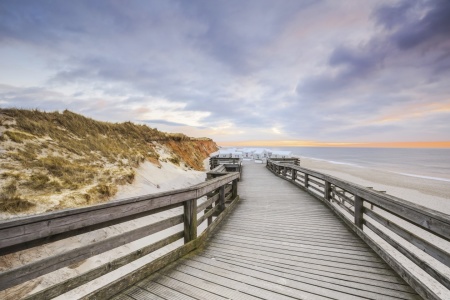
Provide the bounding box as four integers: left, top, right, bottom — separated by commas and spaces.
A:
0, 109, 218, 215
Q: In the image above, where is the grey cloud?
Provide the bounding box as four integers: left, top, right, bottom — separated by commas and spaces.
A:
139, 119, 190, 127
375, 0, 450, 50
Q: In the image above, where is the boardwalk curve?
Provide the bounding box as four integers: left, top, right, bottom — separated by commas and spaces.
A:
115, 162, 420, 300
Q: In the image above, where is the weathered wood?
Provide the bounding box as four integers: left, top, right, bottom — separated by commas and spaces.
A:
197, 193, 218, 212
268, 161, 450, 241
183, 199, 197, 244
86, 192, 240, 300
365, 208, 450, 268
218, 185, 225, 212
0, 173, 238, 252
291, 169, 297, 181
304, 173, 309, 188
364, 218, 450, 290
0, 215, 184, 291
267, 160, 442, 300
324, 181, 331, 201
83, 239, 198, 300
334, 199, 355, 217
122, 163, 418, 300
308, 177, 325, 188
354, 195, 363, 229
0, 203, 182, 256
24, 231, 184, 300
198, 205, 219, 225
232, 179, 238, 199
333, 188, 355, 206
308, 183, 324, 195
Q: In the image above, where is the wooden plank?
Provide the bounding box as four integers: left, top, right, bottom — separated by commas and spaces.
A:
197, 205, 219, 225
125, 286, 165, 300
282, 163, 450, 240
308, 177, 325, 188
24, 231, 184, 300
0, 173, 239, 251
202, 249, 411, 290
307, 183, 324, 195
364, 217, 450, 290
0, 202, 182, 256
161, 269, 261, 300
138, 281, 196, 300
324, 181, 331, 201
318, 189, 442, 300
183, 199, 197, 243
82, 238, 198, 300
332, 188, 355, 206
190, 255, 419, 300
0, 214, 184, 291
175, 263, 328, 300
354, 195, 363, 229
84, 192, 240, 300
149, 273, 227, 300
365, 208, 450, 268
197, 193, 218, 212
218, 186, 225, 212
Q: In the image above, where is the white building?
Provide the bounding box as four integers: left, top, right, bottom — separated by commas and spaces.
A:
242, 148, 255, 159
231, 151, 243, 159
271, 150, 292, 158
253, 149, 267, 160
218, 150, 234, 158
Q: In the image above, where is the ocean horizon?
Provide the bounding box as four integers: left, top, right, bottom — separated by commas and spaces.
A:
233, 146, 450, 183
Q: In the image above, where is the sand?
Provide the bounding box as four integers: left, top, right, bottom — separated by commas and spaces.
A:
1, 155, 209, 300
299, 157, 450, 215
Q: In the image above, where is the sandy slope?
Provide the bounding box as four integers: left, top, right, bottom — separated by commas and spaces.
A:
1, 158, 209, 300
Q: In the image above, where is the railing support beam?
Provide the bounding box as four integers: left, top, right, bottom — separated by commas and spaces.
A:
184, 199, 197, 243
324, 181, 331, 201
232, 179, 238, 199
219, 185, 225, 212
354, 195, 363, 229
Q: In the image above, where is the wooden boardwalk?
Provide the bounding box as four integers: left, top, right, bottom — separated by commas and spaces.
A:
112, 162, 421, 300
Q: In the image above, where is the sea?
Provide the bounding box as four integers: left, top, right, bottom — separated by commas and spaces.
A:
265, 147, 450, 183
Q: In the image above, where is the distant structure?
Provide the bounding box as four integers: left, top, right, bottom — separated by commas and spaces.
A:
210, 147, 299, 166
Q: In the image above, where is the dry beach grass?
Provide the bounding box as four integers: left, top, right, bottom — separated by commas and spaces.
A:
0, 108, 217, 217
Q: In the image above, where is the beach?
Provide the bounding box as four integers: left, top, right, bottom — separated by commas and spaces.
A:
300, 157, 450, 215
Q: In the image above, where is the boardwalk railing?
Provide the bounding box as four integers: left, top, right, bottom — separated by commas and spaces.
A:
267, 159, 450, 300
0, 169, 240, 300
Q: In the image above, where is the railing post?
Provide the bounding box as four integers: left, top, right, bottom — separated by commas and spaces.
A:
324, 181, 331, 201
354, 195, 363, 229
304, 174, 309, 188
291, 169, 297, 181
219, 185, 225, 212
184, 199, 197, 243
232, 179, 238, 199
283, 166, 287, 177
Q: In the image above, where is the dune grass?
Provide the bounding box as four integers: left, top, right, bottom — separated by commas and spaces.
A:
0, 108, 217, 214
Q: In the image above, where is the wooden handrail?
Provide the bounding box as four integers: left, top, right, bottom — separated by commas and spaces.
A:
266, 159, 450, 300
0, 169, 240, 299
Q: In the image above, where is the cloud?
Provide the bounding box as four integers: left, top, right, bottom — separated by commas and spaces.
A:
139, 119, 190, 127
0, 1, 449, 143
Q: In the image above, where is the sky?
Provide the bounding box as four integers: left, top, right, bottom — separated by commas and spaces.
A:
1, 0, 449, 147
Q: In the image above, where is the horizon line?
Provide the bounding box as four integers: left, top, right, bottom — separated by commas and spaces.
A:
217, 140, 450, 149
